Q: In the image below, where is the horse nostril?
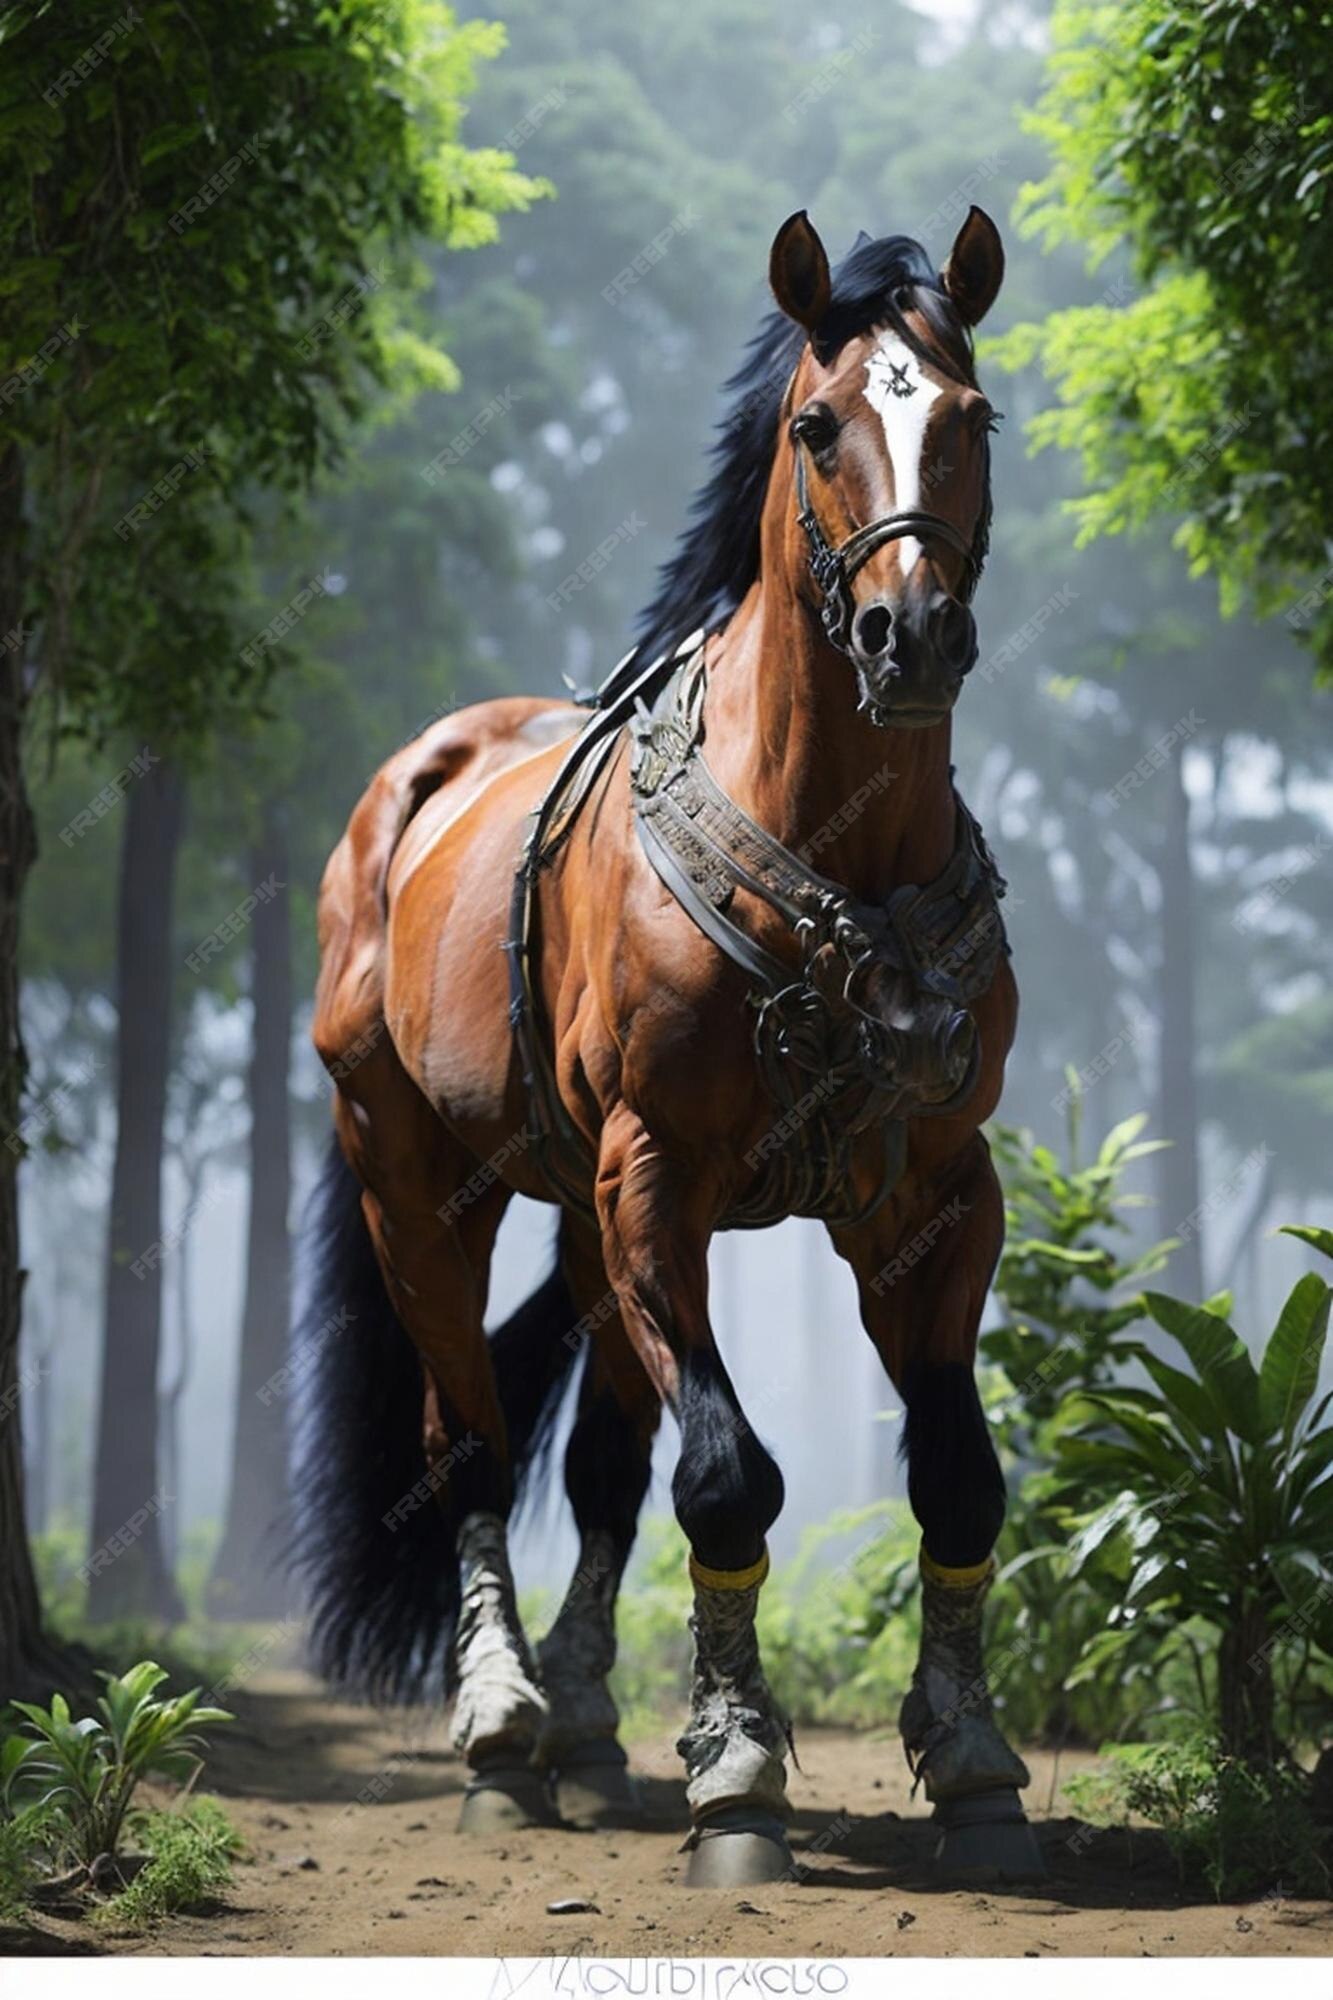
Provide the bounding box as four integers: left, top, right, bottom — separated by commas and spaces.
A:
854, 602, 895, 660
931, 596, 977, 675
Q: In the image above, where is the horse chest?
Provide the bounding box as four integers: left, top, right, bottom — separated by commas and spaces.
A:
507, 645, 1009, 1233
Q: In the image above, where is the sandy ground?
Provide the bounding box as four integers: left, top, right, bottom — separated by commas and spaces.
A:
4, 1670, 1332, 1960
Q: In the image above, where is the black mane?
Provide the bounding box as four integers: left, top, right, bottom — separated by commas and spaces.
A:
633, 230, 983, 666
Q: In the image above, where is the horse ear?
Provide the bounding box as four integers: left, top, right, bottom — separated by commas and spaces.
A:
940, 206, 1004, 326
769, 211, 832, 335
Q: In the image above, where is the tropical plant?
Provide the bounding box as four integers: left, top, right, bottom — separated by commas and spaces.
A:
1052, 1226, 1333, 1764
982, 1101, 1174, 1744
1, 1661, 231, 1878
984, 1097, 1174, 1461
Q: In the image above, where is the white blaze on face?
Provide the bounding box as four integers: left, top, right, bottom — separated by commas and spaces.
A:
863, 332, 943, 579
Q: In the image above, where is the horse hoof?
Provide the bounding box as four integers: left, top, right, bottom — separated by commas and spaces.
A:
553, 1742, 641, 1829
685, 1806, 793, 1888
458, 1755, 556, 1833
931, 1787, 1047, 1883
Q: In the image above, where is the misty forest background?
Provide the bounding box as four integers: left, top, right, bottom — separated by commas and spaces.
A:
14, 0, 1333, 1627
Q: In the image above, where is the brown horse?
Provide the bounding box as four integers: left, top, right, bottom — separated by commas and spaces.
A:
291, 206, 1042, 1883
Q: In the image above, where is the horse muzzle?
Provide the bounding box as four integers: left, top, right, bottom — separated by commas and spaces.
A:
848, 589, 977, 728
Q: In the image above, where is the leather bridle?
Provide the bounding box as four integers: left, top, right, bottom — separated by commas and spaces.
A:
791, 433, 983, 654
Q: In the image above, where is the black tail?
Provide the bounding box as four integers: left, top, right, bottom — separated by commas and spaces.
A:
288, 1135, 584, 1704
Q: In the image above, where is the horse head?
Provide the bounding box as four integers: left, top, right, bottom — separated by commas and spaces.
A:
769, 206, 1004, 728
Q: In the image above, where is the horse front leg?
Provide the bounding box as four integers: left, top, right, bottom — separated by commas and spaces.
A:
535, 1217, 661, 1825
830, 1131, 1046, 1881
596, 1106, 792, 1886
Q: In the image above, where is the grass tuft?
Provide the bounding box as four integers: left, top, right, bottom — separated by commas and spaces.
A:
93, 1798, 241, 1933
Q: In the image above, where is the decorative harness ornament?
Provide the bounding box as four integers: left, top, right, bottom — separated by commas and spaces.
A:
506, 637, 1008, 1233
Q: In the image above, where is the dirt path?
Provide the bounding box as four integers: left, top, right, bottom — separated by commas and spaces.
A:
6, 1671, 1332, 1959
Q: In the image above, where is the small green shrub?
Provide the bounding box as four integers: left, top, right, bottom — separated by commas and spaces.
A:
981, 1102, 1175, 1744
1064, 1736, 1332, 1900
0, 1802, 60, 1927
1, 1661, 231, 1879
94, 1798, 241, 1932
984, 1105, 1173, 1462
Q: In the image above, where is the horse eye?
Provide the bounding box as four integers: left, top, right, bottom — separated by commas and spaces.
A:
791, 406, 839, 452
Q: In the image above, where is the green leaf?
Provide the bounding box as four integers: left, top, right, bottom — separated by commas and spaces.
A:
1280, 1224, 1333, 1266
1097, 1112, 1149, 1165
1142, 1291, 1264, 1442
1259, 1273, 1331, 1443
1073, 1390, 1198, 1475
1128, 1344, 1222, 1444
1124, 1549, 1174, 1604
1064, 1623, 1139, 1688
1286, 1427, 1333, 1511
1271, 1559, 1333, 1655
1066, 1492, 1138, 1571
138, 122, 205, 167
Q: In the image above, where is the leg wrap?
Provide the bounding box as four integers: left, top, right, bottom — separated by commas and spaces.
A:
677, 1549, 789, 1822
450, 1511, 546, 1764
537, 1528, 625, 1765
900, 1544, 1029, 1803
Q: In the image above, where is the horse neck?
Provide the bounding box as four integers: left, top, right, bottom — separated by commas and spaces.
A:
703, 570, 959, 902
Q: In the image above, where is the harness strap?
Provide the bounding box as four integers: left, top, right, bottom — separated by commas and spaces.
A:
506, 640, 696, 1217
636, 803, 791, 995
793, 443, 981, 653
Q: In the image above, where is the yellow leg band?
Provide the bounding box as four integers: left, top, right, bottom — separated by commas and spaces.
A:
689, 1547, 770, 1592
920, 1544, 995, 1590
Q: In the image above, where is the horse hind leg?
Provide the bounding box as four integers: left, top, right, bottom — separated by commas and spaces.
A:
428, 1189, 555, 1831
535, 1224, 660, 1826
330, 1075, 553, 1831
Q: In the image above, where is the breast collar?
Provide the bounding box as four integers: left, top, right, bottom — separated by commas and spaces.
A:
628, 646, 1008, 1226
506, 637, 1008, 1232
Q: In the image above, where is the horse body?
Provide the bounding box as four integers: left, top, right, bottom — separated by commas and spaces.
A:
294, 206, 1044, 1881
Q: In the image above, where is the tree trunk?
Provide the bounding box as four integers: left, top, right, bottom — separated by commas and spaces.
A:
1218, 1598, 1276, 1767
207, 801, 292, 1616
159, 1148, 205, 1572
88, 760, 186, 1622
27, 1333, 51, 1541
1157, 737, 1204, 1300
0, 442, 61, 1701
